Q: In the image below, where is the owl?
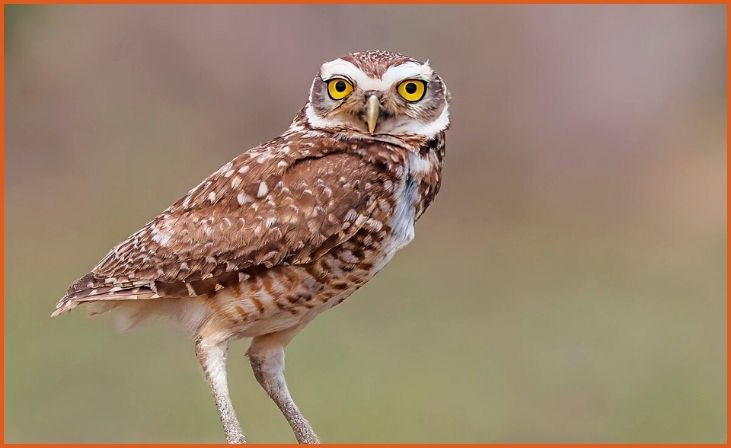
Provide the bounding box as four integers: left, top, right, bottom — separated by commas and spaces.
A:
54, 50, 450, 444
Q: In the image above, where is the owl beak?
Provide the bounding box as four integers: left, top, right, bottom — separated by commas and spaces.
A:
365, 95, 380, 134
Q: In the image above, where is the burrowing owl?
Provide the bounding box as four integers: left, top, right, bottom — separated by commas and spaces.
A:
54, 50, 450, 444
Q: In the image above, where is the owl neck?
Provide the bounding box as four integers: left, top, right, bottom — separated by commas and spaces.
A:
289, 108, 435, 153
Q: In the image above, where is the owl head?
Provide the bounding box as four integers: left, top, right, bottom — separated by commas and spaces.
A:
304, 50, 450, 139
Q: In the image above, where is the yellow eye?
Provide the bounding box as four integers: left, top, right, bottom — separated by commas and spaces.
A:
327, 78, 353, 100
397, 80, 426, 102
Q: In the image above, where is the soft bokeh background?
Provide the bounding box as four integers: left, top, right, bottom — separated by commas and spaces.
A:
4, 5, 726, 443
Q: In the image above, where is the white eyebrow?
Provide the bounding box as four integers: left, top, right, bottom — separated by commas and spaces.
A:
320, 59, 379, 89
319, 58, 433, 91
381, 61, 433, 85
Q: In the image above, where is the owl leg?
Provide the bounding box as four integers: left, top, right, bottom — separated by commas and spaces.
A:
247, 328, 320, 444
195, 336, 246, 444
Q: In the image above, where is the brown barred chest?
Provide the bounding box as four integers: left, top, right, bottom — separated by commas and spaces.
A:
197, 230, 387, 338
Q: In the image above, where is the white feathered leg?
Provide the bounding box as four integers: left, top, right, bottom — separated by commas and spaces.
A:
196, 337, 246, 444
247, 328, 320, 444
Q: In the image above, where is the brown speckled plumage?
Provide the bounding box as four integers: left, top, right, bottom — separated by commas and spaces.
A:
54, 50, 450, 444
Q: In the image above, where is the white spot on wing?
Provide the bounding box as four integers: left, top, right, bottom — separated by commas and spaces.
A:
237, 192, 252, 205
151, 229, 173, 247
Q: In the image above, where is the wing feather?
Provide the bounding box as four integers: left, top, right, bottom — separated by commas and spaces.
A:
54, 136, 395, 315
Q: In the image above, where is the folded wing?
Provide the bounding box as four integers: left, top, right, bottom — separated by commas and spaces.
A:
54, 137, 392, 315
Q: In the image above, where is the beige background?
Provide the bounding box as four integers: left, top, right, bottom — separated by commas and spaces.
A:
5, 5, 726, 443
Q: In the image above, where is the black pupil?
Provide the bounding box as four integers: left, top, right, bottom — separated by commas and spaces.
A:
405, 82, 418, 94
335, 80, 346, 92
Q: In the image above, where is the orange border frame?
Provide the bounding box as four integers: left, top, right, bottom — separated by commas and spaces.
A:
0, 2, 727, 447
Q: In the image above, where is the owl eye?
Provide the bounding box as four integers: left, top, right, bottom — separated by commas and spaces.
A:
397, 80, 426, 102
327, 78, 353, 100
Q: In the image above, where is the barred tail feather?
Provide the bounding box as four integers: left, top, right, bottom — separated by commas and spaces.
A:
52, 274, 156, 318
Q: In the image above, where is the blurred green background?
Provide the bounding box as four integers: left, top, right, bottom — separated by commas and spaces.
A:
4, 5, 726, 443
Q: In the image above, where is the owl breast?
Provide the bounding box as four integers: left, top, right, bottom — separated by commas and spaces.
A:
369, 173, 417, 273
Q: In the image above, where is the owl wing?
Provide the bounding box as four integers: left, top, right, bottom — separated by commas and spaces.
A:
54, 138, 392, 315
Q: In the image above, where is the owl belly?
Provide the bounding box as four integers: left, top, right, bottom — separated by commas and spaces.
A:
194, 258, 373, 340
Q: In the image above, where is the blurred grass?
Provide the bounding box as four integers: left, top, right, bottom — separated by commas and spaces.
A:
4, 4, 727, 443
